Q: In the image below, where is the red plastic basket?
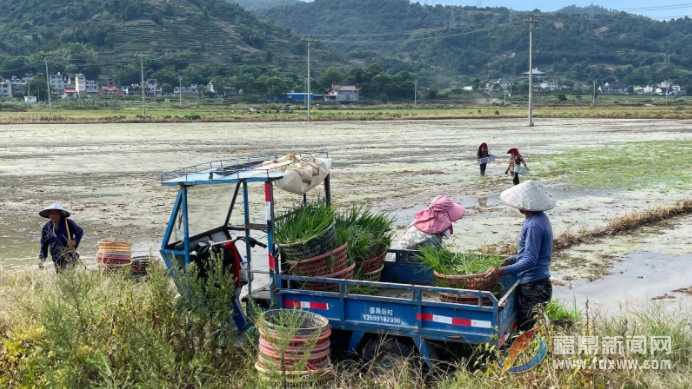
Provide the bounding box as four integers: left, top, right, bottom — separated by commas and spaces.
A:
300, 263, 356, 292
258, 326, 331, 349
439, 290, 502, 306
96, 253, 132, 265
433, 270, 496, 290
259, 342, 331, 368
286, 243, 348, 277
356, 251, 386, 274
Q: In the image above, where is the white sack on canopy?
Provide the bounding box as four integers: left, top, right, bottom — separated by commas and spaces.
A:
260, 154, 332, 195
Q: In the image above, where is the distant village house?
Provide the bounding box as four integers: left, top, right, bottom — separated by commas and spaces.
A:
522, 68, 546, 82
324, 84, 360, 102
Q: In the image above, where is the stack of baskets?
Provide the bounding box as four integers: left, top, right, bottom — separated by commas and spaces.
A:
96, 241, 132, 276
434, 271, 503, 307
256, 310, 333, 386
130, 255, 154, 277
280, 222, 355, 292
355, 243, 387, 282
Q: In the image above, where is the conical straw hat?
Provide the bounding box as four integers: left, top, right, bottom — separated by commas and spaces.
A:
39, 203, 71, 218
500, 180, 556, 212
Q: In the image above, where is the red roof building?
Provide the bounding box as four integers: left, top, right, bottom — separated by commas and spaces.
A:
98, 85, 123, 96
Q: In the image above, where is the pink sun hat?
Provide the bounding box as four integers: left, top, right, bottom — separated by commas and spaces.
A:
413, 195, 465, 235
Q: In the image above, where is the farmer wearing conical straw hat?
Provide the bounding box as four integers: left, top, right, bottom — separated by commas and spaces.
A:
485, 181, 555, 332
39, 203, 84, 273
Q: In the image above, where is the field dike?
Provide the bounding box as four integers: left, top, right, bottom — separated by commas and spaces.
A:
495, 200, 692, 256
0, 259, 690, 388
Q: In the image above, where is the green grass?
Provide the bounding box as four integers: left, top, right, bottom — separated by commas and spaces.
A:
532, 140, 692, 190
4, 99, 692, 124
546, 299, 581, 322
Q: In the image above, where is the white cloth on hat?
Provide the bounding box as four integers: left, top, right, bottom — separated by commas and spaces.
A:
39, 203, 71, 218
500, 180, 556, 212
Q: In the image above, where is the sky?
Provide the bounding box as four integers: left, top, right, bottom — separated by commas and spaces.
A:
422, 1, 692, 19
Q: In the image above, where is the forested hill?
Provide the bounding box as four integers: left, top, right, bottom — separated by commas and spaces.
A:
0, 0, 334, 87
228, 0, 302, 11
257, 0, 692, 86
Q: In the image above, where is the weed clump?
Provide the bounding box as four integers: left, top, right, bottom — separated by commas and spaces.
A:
0, 257, 244, 388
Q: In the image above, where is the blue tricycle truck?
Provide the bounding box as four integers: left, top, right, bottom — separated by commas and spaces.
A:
159, 154, 519, 368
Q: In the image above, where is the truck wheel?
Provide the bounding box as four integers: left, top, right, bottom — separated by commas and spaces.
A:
362, 337, 416, 373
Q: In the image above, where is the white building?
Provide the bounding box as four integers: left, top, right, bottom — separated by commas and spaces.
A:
174, 84, 199, 94
8, 76, 30, 94
324, 84, 360, 102
540, 80, 559, 91
85, 80, 99, 94
0, 80, 12, 97
49, 72, 67, 94
145, 79, 162, 96
70, 74, 87, 96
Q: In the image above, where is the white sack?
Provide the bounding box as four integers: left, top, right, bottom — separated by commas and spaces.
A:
261, 154, 332, 195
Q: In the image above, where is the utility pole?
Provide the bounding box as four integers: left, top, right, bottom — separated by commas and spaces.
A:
524, 13, 539, 127
592, 80, 596, 105
178, 76, 183, 108
304, 36, 316, 121
44, 58, 52, 114
666, 80, 669, 104
139, 54, 146, 116
414, 79, 418, 107
503, 81, 506, 105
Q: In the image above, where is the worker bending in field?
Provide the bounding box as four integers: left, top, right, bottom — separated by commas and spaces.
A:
398, 195, 464, 251
505, 147, 529, 186
39, 203, 84, 273
485, 181, 555, 332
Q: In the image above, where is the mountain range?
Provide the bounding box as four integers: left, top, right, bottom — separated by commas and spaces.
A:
1, 0, 691, 95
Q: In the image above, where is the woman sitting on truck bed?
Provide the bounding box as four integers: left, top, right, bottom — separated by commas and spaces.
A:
398, 196, 464, 251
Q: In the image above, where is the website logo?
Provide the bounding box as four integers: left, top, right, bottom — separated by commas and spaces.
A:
497, 327, 548, 374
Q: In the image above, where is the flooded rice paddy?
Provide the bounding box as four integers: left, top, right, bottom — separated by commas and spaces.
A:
2, 118, 692, 310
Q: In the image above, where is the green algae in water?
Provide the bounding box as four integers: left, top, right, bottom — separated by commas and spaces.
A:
530, 140, 692, 190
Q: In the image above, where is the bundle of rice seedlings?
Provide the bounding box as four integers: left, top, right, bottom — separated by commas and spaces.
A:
416, 246, 504, 276
275, 201, 335, 245
336, 205, 395, 261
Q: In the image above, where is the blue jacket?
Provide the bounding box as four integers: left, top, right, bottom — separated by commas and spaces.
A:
39, 218, 84, 261
503, 212, 553, 284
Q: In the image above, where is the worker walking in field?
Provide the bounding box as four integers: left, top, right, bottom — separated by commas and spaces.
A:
398, 195, 465, 252
477, 142, 490, 176
484, 181, 555, 332
39, 203, 84, 273
505, 147, 529, 186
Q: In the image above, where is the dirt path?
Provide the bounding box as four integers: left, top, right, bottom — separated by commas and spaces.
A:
2, 119, 692, 288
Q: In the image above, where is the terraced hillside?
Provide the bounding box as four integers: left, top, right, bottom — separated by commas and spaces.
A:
0, 0, 331, 80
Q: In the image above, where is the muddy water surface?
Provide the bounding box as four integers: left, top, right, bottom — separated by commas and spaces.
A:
2, 119, 692, 309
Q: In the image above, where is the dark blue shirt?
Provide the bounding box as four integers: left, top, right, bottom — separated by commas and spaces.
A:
39, 218, 84, 260
503, 212, 553, 284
